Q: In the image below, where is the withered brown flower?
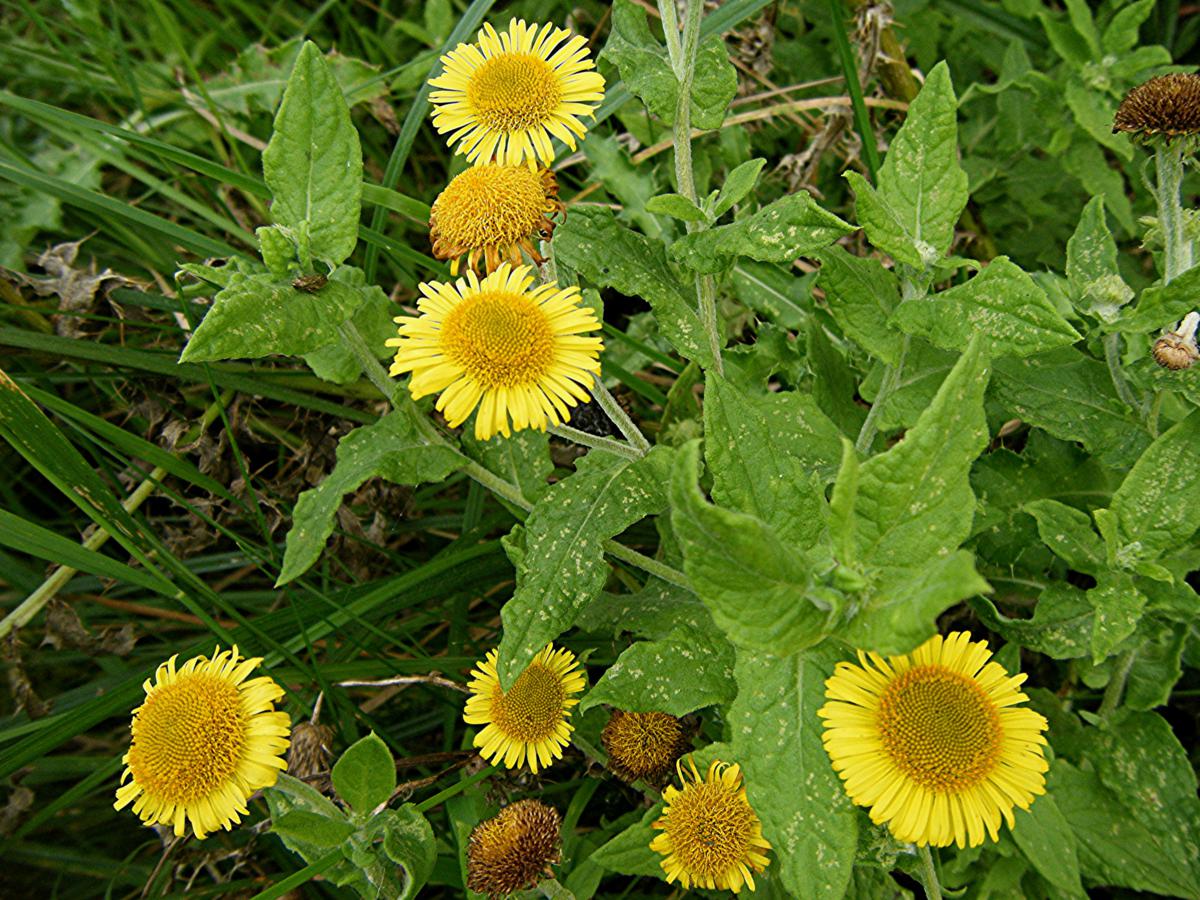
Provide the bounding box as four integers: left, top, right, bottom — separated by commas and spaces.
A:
601, 710, 693, 785
466, 799, 561, 898
1113, 73, 1200, 140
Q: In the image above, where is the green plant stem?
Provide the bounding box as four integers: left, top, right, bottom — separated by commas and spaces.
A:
339, 321, 394, 402
917, 845, 943, 900
856, 334, 910, 454
549, 423, 645, 460
248, 849, 342, 900
1155, 142, 1193, 284
658, 0, 724, 375
1103, 332, 1140, 412
1099, 648, 1137, 719
591, 377, 651, 454
415, 764, 496, 812
604, 540, 691, 590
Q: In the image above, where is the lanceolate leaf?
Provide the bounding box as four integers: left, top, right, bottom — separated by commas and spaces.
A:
671, 442, 838, 654
277, 409, 462, 585
179, 273, 367, 363
704, 375, 842, 548
580, 626, 735, 716
553, 206, 712, 366
497, 446, 676, 686
816, 245, 904, 366
853, 337, 990, 568
262, 41, 363, 265
671, 193, 854, 274
729, 645, 857, 900
1103, 409, 1200, 569
849, 61, 968, 267
892, 257, 1080, 358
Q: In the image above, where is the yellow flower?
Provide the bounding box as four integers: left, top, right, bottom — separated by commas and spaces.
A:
387, 263, 603, 441
467, 799, 562, 898
601, 710, 692, 784
430, 163, 563, 275
818, 631, 1049, 849
114, 646, 291, 839
650, 758, 773, 894
429, 18, 605, 168
463, 644, 586, 773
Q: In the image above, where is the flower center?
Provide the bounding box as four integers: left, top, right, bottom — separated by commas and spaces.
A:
434, 165, 550, 248
489, 662, 566, 743
876, 664, 1002, 792
467, 53, 562, 133
440, 289, 555, 389
665, 781, 756, 879
605, 712, 687, 779
127, 673, 247, 803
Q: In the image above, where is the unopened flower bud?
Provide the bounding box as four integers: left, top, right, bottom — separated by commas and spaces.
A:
1154, 310, 1200, 370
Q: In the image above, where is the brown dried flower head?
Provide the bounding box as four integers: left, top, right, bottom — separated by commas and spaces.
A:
286, 721, 334, 788
1113, 73, 1200, 141
601, 710, 693, 784
1153, 332, 1199, 370
467, 799, 562, 898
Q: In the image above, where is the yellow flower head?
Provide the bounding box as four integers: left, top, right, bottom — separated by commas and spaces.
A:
467, 799, 562, 898
650, 757, 773, 894
430, 163, 563, 275
114, 646, 291, 839
818, 631, 1049, 849
387, 263, 603, 441
429, 18, 605, 168
601, 710, 692, 784
463, 644, 587, 773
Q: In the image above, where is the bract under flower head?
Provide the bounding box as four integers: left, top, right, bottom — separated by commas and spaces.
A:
429, 18, 605, 168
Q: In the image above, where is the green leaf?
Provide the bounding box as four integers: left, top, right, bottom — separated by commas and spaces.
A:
258, 224, 296, 276
601, 0, 736, 130
971, 585, 1092, 660
553, 206, 711, 366
590, 805, 665, 878
704, 375, 843, 548
576, 578, 716, 640
278, 408, 462, 585
583, 134, 662, 237
850, 62, 968, 266
842, 551, 990, 655
731, 261, 812, 330
1065, 196, 1131, 322
332, 732, 396, 815
1086, 573, 1146, 662
496, 446, 676, 685
580, 625, 735, 716
892, 257, 1080, 358
1053, 712, 1200, 897
262, 41, 363, 265
1103, 409, 1200, 568
815, 246, 904, 366
1024, 498, 1104, 575
671, 441, 838, 653
303, 282, 394, 384
729, 645, 857, 900
179, 273, 366, 363
1064, 79, 1131, 161
1102, 0, 1157, 54
645, 192, 706, 222
462, 427, 552, 505
382, 805, 437, 900
713, 158, 766, 217
1010, 797, 1086, 899
1115, 264, 1200, 332
671, 193, 854, 274
853, 337, 990, 568
272, 810, 355, 849
990, 349, 1150, 469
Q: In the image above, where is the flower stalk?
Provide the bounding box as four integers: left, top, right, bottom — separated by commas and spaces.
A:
917, 845, 943, 900
658, 0, 724, 375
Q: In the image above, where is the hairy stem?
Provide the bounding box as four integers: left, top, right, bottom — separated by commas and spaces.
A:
591, 377, 651, 454
1155, 142, 1193, 284
658, 0, 724, 374
1103, 332, 1141, 412
339, 320, 395, 402
856, 334, 910, 454
1099, 648, 1138, 719
917, 845, 943, 900
549, 423, 645, 460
